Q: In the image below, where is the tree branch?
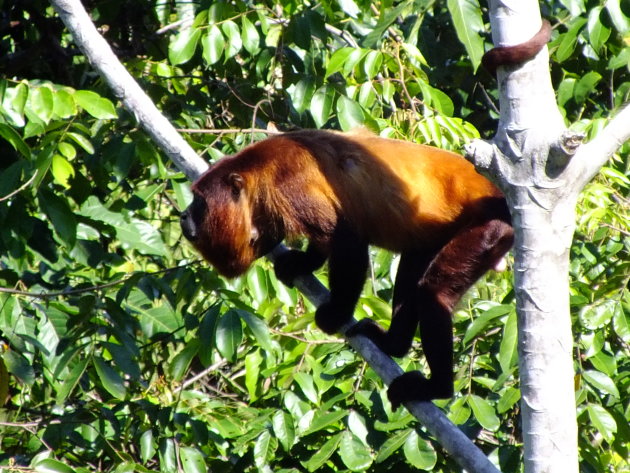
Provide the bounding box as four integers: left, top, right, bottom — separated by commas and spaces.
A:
50, 0, 207, 181
50, 1, 501, 471
572, 101, 630, 187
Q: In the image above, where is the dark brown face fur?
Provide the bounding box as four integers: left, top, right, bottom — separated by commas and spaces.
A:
181, 167, 263, 278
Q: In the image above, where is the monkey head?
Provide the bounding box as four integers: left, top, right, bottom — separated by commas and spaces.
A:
180, 168, 279, 278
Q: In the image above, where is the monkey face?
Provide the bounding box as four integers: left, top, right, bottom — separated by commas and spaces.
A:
181, 172, 260, 278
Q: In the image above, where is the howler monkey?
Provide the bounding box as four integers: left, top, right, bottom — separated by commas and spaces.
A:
181, 129, 514, 408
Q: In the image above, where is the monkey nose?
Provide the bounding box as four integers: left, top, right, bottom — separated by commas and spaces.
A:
180, 208, 197, 241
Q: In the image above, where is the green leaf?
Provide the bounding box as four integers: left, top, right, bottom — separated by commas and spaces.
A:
66, 131, 94, 154
216, 310, 242, 362
237, 309, 275, 355
586, 404, 617, 442
2, 82, 28, 126
342, 49, 369, 77
612, 300, 629, 343
447, 396, 471, 424
467, 394, 500, 431
272, 411, 295, 452
464, 304, 513, 344
159, 438, 177, 473
93, 356, 127, 400
198, 305, 220, 366
559, 0, 585, 16
311, 86, 335, 128
362, 50, 383, 79
222, 21, 242, 59
293, 372, 319, 405
291, 77, 316, 114
51, 155, 75, 189
574, 71, 602, 104
27, 85, 54, 123
73, 90, 117, 119
554, 18, 587, 63
55, 358, 88, 402
358, 82, 376, 109
253, 430, 274, 469
302, 432, 342, 472
347, 411, 369, 445
403, 430, 437, 470
375, 429, 411, 463
169, 27, 202, 65
605, 0, 630, 33
0, 123, 30, 158
337, 95, 364, 131
497, 387, 521, 414
168, 340, 199, 381
339, 431, 373, 471
201, 25, 225, 65
498, 311, 518, 373
123, 288, 180, 336
3, 350, 35, 386
52, 88, 77, 118
301, 409, 347, 436
241, 16, 260, 54
587, 8, 611, 54
580, 300, 615, 329
582, 370, 620, 398
80, 196, 168, 256
337, 0, 360, 18
33, 459, 76, 473
39, 189, 77, 247
140, 429, 156, 464
245, 349, 262, 401
447, 0, 485, 70
326, 48, 355, 77
179, 446, 207, 473
57, 142, 76, 159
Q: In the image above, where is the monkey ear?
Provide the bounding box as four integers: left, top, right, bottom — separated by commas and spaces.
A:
250, 226, 259, 246
228, 173, 244, 197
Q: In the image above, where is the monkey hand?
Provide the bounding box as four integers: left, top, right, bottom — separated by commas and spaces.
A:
273, 249, 308, 287
314, 301, 354, 335
346, 319, 408, 358
387, 372, 454, 410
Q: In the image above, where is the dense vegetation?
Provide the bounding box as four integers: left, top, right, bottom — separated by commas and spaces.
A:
0, 0, 628, 471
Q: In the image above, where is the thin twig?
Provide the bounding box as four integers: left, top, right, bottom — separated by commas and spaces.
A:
0, 171, 38, 202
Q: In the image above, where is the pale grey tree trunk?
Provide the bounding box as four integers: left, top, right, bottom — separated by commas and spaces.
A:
466, 1, 630, 472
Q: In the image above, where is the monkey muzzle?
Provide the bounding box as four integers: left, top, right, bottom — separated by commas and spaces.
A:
180, 207, 197, 241
180, 195, 207, 242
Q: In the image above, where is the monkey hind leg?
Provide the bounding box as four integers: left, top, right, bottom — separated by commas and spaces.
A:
346, 252, 432, 358
400, 218, 513, 404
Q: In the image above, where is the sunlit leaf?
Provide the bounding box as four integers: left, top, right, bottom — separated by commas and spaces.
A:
201, 25, 225, 65
403, 430, 437, 470
272, 411, 295, 452
468, 394, 500, 431
74, 90, 117, 119
179, 446, 207, 473
216, 310, 242, 362
169, 27, 202, 65
339, 431, 372, 471
447, 0, 485, 70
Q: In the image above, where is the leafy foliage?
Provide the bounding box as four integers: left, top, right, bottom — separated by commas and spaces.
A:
0, 0, 628, 472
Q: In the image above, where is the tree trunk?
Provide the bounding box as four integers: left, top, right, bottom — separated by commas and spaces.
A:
467, 1, 581, 471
